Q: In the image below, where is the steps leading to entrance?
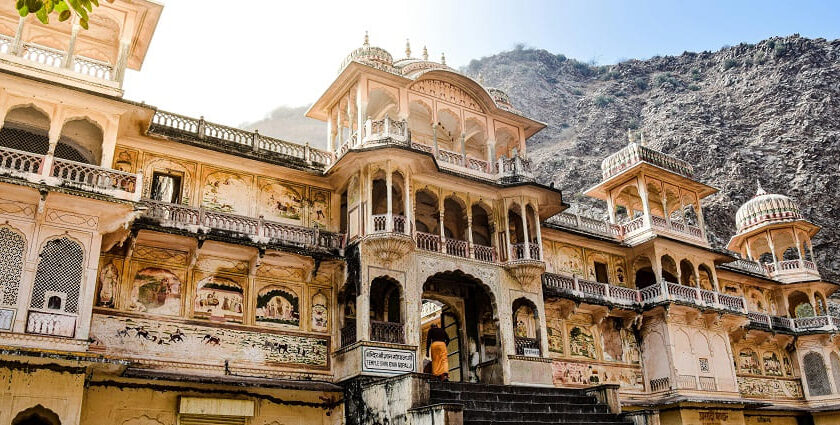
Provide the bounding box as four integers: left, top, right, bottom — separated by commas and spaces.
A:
428, 381, 632, 425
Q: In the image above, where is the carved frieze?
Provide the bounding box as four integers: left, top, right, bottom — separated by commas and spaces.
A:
409, 79, 482, 111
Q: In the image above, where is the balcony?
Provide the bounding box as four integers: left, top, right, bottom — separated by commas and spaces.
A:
548, 212, 705, 245
602, 141, 694, 181
336, 117, 535, 183
514, 336, 541, 356
542, 272, 747, 314
26, 310, 77, 338
365, 214, 414, 263
141, 200, 345, 254
0, 145, 141, 201
748, 312, 840, 334
341, 320, 357, 348
414, 231, 498, 264
370, 320, 405, 344
763, 259, 820, 283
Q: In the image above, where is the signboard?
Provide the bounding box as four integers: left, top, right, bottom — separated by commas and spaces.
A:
362, 346, 416, 375
522, 347, 541, 357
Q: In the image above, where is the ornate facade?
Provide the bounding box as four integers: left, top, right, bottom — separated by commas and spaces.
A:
0, 3, 838, 425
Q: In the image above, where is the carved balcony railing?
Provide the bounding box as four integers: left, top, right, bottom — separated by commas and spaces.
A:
747, 312, 840, 333
445, 238, 469, 258
699, 376, 717, 391
544, 273, 747, 313
677, 374, 697, 390
370, 320, 405, 344
514, 336, 540, 356
0, 34, 117, 82
142, 200, 345, 252
473, 244, 496, 263
341, 320, 356, 348
511, 243, 528, 260
760, 259, 820, 280
723, 258, 768, 276
415, 231, 441, 252
650, 377, 671, 392
601, 141, 694, 181
372, 214, 388, 232
0, 145, 141, 201
26, 310, 77, 338
370, 213, 408, 234
149, 110, 334, 167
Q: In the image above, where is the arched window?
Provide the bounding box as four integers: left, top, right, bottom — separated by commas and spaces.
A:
512, 298, 540, 356
369, 276, 404, 344
12, 404, 61, 425
414, 189, 439, 235
698, 264, 715, 290
758, 252, 774, 264
31, 237, 84, 313
788, 291, 814, 318
679, 259, 696, 287
0, 105, 50, 157
661, 255, 678, 283
804, 352, 833, 396
633, 256, 656, 289
0, 227, 25, 312
782, 247, 800, 261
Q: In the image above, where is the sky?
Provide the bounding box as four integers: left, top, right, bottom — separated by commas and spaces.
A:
123, 0, 840, 126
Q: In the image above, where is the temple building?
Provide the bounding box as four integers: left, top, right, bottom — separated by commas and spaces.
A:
0, 2, 839, 425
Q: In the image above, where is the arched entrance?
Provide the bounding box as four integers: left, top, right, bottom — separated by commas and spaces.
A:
421, 270, 500, 383
12, 405, 61, 425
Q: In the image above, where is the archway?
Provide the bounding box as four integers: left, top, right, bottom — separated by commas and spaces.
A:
661, 255, 678, 283
788, 291, 813, 318
421, 270, 500, 383
633, 256, 656, 289
679, 259, 696, 287
12, 405, 61, 425
512, 298, 541, 356
369, 276, 404, 344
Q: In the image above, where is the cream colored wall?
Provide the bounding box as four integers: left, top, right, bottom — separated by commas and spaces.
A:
0, 367, 85, 425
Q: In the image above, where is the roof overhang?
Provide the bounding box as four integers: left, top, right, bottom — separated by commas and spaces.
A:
584, 162, 718, 200
726, 219, 821, 252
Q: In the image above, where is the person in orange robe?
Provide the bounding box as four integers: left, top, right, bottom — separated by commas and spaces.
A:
426, 324, 450, 381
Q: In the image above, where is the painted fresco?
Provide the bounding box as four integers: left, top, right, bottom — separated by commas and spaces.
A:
739, 349, 762, 375
202, 170, 250, 214
783, 353, 793, 376
259, 179, 305, 223
311, 291, 329, 332
256, 285, 300, 327
514, 304, 537, 339
555, 244, 584, 275
128, 267, 183, 316
113, 147, 138, 173
551, 361, 644, 391
89, 314, 328, 368
622, 328, 641, 364
348, 174, 360, 205
612, 255, 628, 287
309, 188, 330, 229
599, 318, 623, 362
738, 376, 804, 399
763, 351, 783, 376
193, 275, 244, 322
96, 257, 121, 308
547, 319, 564, 355
569, 325, 596, 359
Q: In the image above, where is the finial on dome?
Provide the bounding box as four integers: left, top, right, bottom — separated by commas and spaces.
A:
363, 31, 369, 47
422, 46, 428, 61
756, 180, 766, 196
405, 39, 411, 58
441, 52, 446, 65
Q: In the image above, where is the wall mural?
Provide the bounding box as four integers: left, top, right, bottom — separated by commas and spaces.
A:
89, 314, 328, 368
569, 325, 596, 359
193, 275, 244, 322
97, 257, 121, 308
128, 267, 183, 316
258, 179, 305, 224
551, 361, 644, 391
737, 376, 804, 399
112, 147, 138, 173
763, 351, 783, 376
739, 349, 762, 375
256, 285, 300, 327
555, 245, 584, 275
311, 291, 329, 332
202, 170, 250, 215
599, 319, 623, 362
310, 188, 330, 229
547, 319, 564, 355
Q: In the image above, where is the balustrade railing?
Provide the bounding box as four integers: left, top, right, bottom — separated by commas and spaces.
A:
514, 337, 540, 356
445, 238, 469, 258
725, 259, 767, 276
699, 376, 717, 391
650, 377, 671, 392
437, 148, 464, 166
511, 243, 528, 260
370, 320, 405, 344
622, 216, 645, 234
473, 244, 496, 263
393, 215, 406, 233
677, 374, 697, 390
542, 273, 639, 306
415, 231, 441, 252
748, 312, 840, 333
142, 200, 345, 251
26, 310, 76, 338
51, 158, 139, 195
0, 146, 44, 174
372, 214, 388, 232
3, 38, 117, 82
370, 214, 407, 234
341, 320, 356, 348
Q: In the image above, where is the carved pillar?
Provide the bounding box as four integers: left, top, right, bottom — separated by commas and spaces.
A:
504, 199, 512, 261
100, 120, 118, 168
404, 174, 411, 234
520, 200, 530, 260
696, 197, 708, 239
766, 230, 778, 263
438, 192, 445, 252
637, 175, 652, 228
533, 205, 543, 260
386, 162, 393, 231
432, 123, 439, 156
41, 109, 64, 177
466, 198, 474, 258
114, 39, 131, 87
326, 108, 334, 153
792, 226, 803, 261
460, 132, 466, 161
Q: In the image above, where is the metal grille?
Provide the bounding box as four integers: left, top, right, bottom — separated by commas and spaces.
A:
0, 227, 24, 307
804, 352, 832, 396
54, 139, 90, 163
0, 127, 49, 154
30, 237, 84, 313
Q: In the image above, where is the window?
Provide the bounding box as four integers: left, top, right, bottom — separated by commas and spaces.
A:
594, 262, 609, 284
47, 295, 62, 310
804, 352, 832, 396
150, 172, 182, 203
31, 237, 84, 313
699, 358, 710, 373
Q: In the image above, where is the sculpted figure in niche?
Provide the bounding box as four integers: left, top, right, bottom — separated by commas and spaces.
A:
97, 260, 119, 308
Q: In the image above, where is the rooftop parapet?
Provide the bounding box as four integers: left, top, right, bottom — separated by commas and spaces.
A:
601, 141, 694, 182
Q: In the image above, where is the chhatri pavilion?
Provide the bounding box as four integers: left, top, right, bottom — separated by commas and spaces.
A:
0, 2, 837, 425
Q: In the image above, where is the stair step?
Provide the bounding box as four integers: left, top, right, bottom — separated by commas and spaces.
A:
431, 389, 595, 404
432, 399, 608, 413
464, 410, 624, 422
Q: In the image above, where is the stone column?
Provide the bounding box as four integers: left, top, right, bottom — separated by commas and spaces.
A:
696, 198, 708, 239
533, 205, 543, 260
460, 132, 467, 162
520, 201, 530, 260
466, 199, 474, 258
326, 108, 334, 153
637, 176, 652, 228
11, 17, 24, 56
438, 193, 445, 252
504, 199, 512, 261
766, 230, 778, 263
386, 163, 393, 231
792, 226, 803, 260
606, 193, 617, 224
432, 124, 439, 156
99, 120, 118, 168
114, 39, 131, 87
403, 174, 411, 234
41, 112, 64, 177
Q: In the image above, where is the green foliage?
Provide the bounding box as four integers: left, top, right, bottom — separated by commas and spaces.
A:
773, 42, 787, 57
570, 88, 583, 96
754, 53, 767, 65
690, 68, 702, 81
15, 0, 112, 29
633, 77, 648, 90
723, 59, 739, 70
601, 70, 620, 80
654, 72, 681, 88
594, 95, 614, 107
687, 84, 700, 91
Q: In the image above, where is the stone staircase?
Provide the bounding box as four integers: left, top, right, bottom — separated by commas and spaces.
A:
428, 381, 633, 425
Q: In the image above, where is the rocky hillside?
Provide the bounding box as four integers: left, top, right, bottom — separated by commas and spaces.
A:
465, 35, 840, 279
240, 105, 326, 148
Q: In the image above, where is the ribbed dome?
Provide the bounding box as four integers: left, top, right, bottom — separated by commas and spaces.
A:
735, 184, 803, 233
339, 33, 395, 73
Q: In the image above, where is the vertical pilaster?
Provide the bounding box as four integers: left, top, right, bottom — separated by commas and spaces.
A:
520, 200, 530, 260
386, 162, 393, 231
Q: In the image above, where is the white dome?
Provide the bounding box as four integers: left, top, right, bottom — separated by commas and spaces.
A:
735, 184, 803, 234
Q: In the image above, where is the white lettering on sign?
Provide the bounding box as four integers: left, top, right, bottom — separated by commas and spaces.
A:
522, 347, 541, 357
362, 346, 416, 375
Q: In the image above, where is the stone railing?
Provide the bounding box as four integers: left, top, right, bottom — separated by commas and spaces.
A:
142, 199, 345, 252
415, 231, 441, 252
747, 312, 840, 333
0, 146, 141, 201
341, 320, 356, 348
370, 320, 405, 344
370, 213, 408, 234
699, 376, 717, 391
677, 374, 697, 390
543, 273, 747, 313
26, 310, 77, 338
724, 259, 768, 276
761, 259, 820, 279
649, 215, 705, 242
473, 244, 496, 263
444, 238, 469, 258
650, 377, 671, 392
0, 34, 116, 82
601, 142, 694, 181
514, 336, 540, 356
149, 110, 333, 167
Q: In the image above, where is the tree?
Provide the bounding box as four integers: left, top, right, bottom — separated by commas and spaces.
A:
15, 0, 114, 30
